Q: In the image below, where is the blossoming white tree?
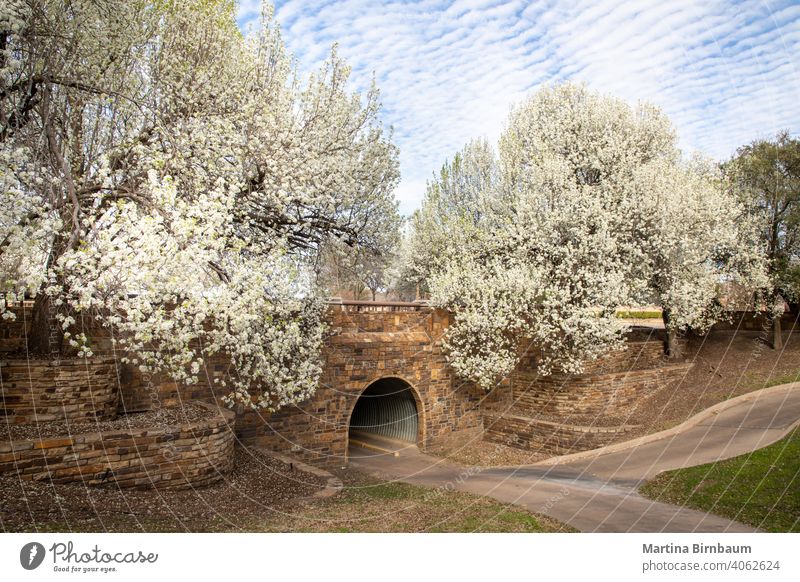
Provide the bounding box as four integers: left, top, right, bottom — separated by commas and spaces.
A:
395, 138, 495, 299
413, 83, 767, 389
0, 0, 399, 410
630, 156, 768, 355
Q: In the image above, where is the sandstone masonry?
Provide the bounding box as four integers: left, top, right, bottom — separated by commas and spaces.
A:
0, 358, 119, 424
0, 401, 235, 489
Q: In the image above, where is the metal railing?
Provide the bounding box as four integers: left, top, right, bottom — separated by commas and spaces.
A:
1, 294, 34, 308
326, 298, 431, 312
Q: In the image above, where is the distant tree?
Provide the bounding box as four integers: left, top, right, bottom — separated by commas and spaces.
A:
397, 138, 495, 298
316, 200, 402, 301
385, 232, 419, 301
725, 130, 800, 348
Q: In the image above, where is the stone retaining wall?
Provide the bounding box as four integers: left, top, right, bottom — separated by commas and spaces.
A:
0, 307, 702, 466
512, 362, 694, 418
482, 341, 695, 456
0, 306, 480, 470
515, 341, 665, 376
0, 305, 30, 353
483, 411, 638, 455
581, 341, 666, 374
0, 402, 235, 489
114, 355, 231, 414
0, 358, 119, 424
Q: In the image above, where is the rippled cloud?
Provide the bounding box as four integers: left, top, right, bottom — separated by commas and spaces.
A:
237, 0, 800, 214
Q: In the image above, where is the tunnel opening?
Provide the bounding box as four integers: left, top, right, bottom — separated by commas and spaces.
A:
349, 378, 419, 443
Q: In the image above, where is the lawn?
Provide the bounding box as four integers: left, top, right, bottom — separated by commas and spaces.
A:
1, 450, 573, 533
254, 470, 575, 533
639, 427, 800, 532
615, 309, 662, 319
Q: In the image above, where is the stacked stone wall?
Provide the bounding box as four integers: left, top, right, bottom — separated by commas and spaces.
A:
512, 362, 693, 419
483, 341, 694, 455
1, 358, 118, 424
0, 401, 235, 489
483, 412, 638, 455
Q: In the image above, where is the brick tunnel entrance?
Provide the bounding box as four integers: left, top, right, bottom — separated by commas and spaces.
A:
349, 378, 420, 444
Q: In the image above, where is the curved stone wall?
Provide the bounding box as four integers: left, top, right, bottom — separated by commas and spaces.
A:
0, 358, 119, 424
0, 402, 235, 489
512, 362, 694, 418
483, 412, 638, 455
481, 341, 696, 456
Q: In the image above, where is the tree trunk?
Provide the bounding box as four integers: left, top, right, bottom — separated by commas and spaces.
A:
28, 292, 63, 358
26, 235, 72, 358
662, 308, 678, 358
770, 292, 785, 350
26, 232, 71, 357
772, 312, 783, 350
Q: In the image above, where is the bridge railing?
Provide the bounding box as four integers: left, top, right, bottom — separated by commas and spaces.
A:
325, 298, 431, 312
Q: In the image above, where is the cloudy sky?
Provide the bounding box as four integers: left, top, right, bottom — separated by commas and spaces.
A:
236, 0, 800, 215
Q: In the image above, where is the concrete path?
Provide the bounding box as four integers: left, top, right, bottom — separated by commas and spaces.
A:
349, 382, 800, 533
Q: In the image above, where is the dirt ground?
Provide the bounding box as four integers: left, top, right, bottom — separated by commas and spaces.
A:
629, 330, 800, 435
0, 446, 571, 532
0, 447, 326, 532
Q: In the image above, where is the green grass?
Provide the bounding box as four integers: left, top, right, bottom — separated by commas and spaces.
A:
738, 370, 800, 393
639, 427, 800, 532
615, 309, 662, 319
9, 471, 574, 533
253, 475, 575, 533
427, 507, 545, 533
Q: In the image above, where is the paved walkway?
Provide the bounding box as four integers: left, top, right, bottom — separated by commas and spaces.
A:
349, 382, 800, 532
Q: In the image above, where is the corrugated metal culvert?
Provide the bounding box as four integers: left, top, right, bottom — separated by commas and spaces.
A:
349, 378, 419, 442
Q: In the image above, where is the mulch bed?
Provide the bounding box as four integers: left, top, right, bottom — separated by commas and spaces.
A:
0, 446, 328, 532
623, 331, 800, 436
1, 403, 217, 441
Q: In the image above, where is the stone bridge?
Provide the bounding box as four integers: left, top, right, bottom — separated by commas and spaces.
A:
241, 300, 485, 467
237, 300, 691, 468
0, 300, 484, 469
2, 300, 692, 471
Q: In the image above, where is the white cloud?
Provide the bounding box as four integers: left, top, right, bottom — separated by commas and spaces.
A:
237, 0, 800, 215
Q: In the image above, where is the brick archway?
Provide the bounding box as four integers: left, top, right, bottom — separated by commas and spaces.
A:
232, 305, 484, 467
345, 375, 426, 460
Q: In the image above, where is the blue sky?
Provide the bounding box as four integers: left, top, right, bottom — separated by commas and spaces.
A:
236, 0, 800, 215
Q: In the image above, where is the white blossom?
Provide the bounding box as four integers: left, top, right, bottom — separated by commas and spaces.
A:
418, 83, 767, 389
0, 1, 398, 410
